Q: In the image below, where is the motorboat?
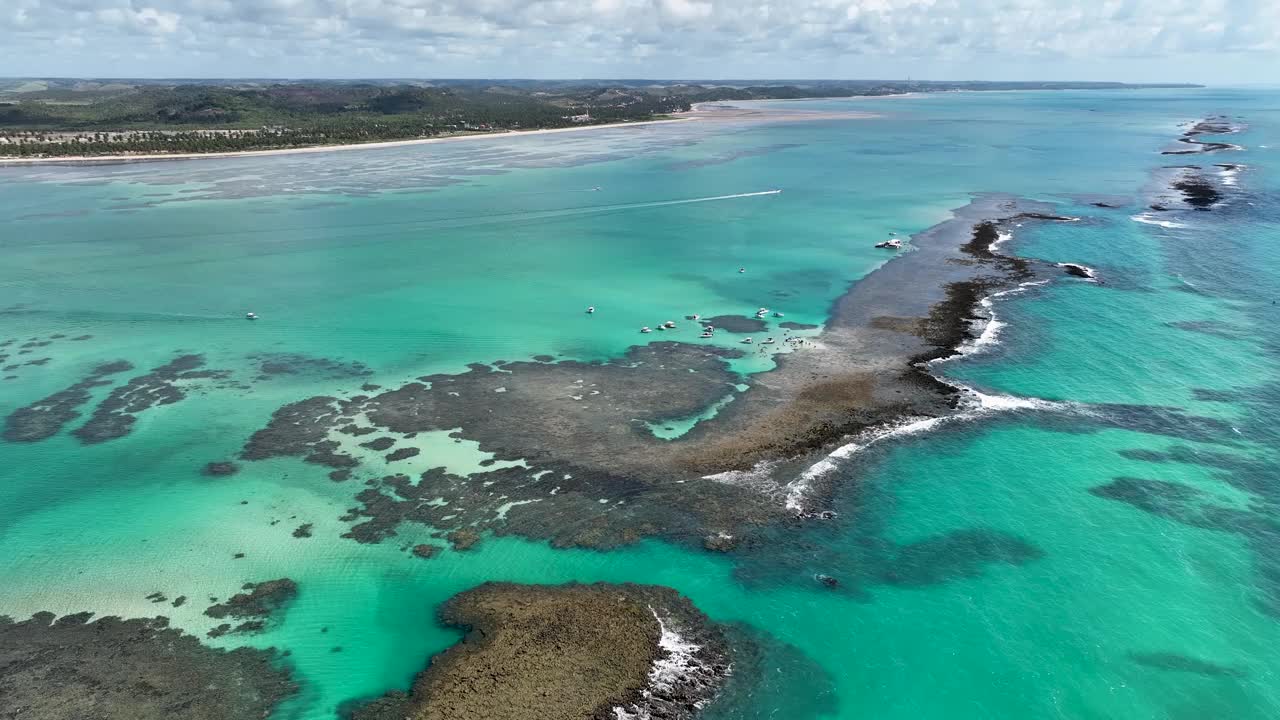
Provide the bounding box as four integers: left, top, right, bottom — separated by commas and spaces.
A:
700, 331, 714, 339
774, 311, 785, 317
875, 239, 903, 249
586, 306, 595, 314
741, 337, 754, 344
663, 321, 677, 329
640, 326, 652, 333
738, 267, 746, 273
763, 337, 776, 345
687, 314, 701, 321
245, 312, 258, 320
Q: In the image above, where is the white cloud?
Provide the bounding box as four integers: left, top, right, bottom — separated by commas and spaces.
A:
1, 0, 1277, 79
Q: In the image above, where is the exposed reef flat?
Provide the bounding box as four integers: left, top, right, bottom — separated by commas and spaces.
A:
241, 194, 1081, 548
0, 611, 296, 719
345, 582, 729, 720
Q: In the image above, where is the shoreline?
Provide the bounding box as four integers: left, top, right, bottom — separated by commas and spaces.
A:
0, 116, 696, 167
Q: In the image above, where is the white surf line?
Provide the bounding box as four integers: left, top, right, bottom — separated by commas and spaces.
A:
780, 243, 1087, 515
1131, 213, 1189, 229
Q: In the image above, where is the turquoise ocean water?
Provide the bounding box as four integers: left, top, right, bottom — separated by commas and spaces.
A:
1, 88, 1278, 718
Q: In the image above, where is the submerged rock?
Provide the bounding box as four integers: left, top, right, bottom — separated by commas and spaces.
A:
0, 611, 296, 719
344, 582, 730, 720
202, 460, 240, 477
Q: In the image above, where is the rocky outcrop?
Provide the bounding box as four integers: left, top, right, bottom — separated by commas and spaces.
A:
345, 582, 731, 720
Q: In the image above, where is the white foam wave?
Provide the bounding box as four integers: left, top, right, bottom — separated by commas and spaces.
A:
1218, 164, 1245, 187
937, 279, 1047, 362
612, 610, 722, 720
1131, 213, 1188, 229
990, 230, 1014, 252
784, 384, 1076, 514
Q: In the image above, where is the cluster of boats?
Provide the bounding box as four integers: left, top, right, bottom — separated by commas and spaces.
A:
594, 305, 790, 341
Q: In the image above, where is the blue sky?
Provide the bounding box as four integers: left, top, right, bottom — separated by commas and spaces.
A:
4, 0, 1277, 82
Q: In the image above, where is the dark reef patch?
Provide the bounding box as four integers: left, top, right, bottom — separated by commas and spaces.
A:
386, 447, 420, 462
361, 436, 396, 451
201, 460, 240, 477
703, 315, 768, 333
778, 321, 820, 330
242, 395, 358, 469
204, 578, 298, 633
251, 352, 372, 381
1129, 651, 1247, 678
0, 611, 296, 719
878, 529, 1044, 587
72, 355, 229, 444
344, 582, 730, 720
411, 543, 440, 559
3, 360, 133, 442
1172, 174, 1221, 209
1169, 319, 1253, 340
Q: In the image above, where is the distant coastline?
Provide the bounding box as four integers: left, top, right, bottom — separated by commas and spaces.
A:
0, 117, 695, 167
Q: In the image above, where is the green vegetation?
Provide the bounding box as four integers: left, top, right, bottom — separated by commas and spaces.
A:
0, 78, 1200, 158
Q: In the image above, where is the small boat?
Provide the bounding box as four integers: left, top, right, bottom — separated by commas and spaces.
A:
738, 267, 746, 273
774, 311, 785, 317
763, 337, 776, 345
640, 326, 652, 334
245, 312, 258, 320
586, 306, 595, 314
687, 314, 701, 321
875, 239, 903, 249
742, 337, 753, 344
757, 307, 768, 314
663, 321, 677, 329
700, 331, 714, 339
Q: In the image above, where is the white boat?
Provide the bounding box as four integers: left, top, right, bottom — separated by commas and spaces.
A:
742, 337, 753, 344
738, 267, 746, 273
763, 337, 776, 345
663, 321, 677, 329
875, 239, 903, 249
640, 326, 652, 333
586, 306, 595, 313
700, 331, 714, 338
774, 311, 785, 317
687, 314, 701, 320
245, 312, 258, 320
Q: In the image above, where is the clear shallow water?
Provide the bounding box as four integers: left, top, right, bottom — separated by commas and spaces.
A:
2, 88, 1278, 719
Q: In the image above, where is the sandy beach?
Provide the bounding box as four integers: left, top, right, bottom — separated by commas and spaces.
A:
0, 116, 697, 167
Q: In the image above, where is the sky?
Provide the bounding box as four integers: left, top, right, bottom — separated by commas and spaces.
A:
4, 0, 1279, 83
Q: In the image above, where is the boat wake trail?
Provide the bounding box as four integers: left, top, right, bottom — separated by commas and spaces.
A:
619, 189, 782, 211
